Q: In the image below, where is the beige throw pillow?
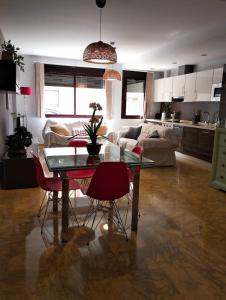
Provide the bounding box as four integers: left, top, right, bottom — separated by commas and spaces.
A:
50, 123, 71, 136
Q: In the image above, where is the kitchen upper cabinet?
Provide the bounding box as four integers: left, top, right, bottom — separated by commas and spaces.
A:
213, 67, 223, 84
163, 77, 173, 102
195, 69, 213, 101
154, 78, 164, 102
172, 75, 186, 97
153, 67, 223, 103
153, 77, 172, 102
184, 72, 197, 102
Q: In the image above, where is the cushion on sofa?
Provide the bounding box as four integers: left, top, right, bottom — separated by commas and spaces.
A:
125, 126, 142, 140
72, 128, 87, 136
50, 123, 71, 136
97, 125, 107, 136
149, 130, 160, 138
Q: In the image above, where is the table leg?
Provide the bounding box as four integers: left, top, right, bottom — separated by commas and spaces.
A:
61, 172, 69, 242
131, 170, 140, 231
53, 171, 58, 213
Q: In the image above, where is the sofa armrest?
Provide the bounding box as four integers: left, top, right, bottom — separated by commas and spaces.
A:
116, 129, 129, 144
138, 138, 173, 149
44, 131, 72, 148
42, 120, 57, 140
162, 128, 179, 149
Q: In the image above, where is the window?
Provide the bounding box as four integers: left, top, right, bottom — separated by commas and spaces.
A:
44, 65, 105, 118
121, 70, 147, 119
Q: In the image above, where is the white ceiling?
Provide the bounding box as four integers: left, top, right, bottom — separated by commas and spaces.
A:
1, 0, 226, 71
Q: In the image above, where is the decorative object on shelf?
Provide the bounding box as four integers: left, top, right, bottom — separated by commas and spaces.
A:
20, 86, 32, 127
5, 117, 32, 157
103, 69, 121, 81
83, 0, 117, 64
1, 40, 25, 72
84, 102, 103, 155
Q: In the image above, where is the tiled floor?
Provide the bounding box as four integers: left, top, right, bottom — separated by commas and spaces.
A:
0, 152, 226, 300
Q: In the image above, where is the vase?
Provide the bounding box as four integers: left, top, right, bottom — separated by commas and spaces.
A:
86, 143, 102, 155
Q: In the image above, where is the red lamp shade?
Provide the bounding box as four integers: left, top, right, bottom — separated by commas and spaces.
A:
20, 86, 32, 96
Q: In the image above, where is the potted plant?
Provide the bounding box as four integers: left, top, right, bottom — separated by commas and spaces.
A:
5, 117, 32, 157
1, 40, 25, 72
84, 102, 103, 155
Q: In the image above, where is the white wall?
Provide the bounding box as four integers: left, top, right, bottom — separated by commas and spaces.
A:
0, 30, 16, 157
18, 55, 141, 143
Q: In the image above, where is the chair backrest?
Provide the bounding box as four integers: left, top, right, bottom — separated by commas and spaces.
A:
86, 162, 130, 201
132, 146, 144, 172
68, 140, 88, 147
132, 146, 144, 156
31, 151, 49, 191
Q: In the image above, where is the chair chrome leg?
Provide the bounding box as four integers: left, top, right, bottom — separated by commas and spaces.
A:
87, 204, 98, 245
83, 197, 95, 226
40, 193, 51, 233
113, 201, 128, 241
69, 199, 80, 227
37, 192, 47, 217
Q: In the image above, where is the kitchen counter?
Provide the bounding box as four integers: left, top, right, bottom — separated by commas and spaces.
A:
146, 119, 216, 131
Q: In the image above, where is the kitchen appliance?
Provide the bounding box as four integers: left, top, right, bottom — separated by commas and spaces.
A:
211, 83, 222, 101
171, 96, 184, 102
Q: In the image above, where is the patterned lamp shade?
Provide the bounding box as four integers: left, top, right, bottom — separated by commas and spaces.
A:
83, 41, 117, 64
20, 86, 32, 96
103, 69, 121, 81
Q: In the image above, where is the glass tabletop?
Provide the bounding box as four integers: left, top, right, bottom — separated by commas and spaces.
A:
44, 141, 155, 172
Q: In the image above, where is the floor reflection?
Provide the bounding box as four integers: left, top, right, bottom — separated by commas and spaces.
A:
1, 154, 226, 299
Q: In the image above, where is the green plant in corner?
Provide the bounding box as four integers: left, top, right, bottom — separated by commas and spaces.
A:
1, 40, 25, 72
84, 102, 103, 145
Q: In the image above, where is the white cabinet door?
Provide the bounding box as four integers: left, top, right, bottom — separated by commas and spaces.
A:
184, 73, 197, 102
213, 68, 223, 84
172, 75, 186, 97
154, 78, 173, 102
154, 78, 164, 102
195, 69, 213, 101
163, 77, 173, 102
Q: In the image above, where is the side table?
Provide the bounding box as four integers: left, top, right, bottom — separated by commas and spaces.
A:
2, 146, 38, 189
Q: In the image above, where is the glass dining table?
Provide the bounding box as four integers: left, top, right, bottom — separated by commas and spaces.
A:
44, 141, 155, 242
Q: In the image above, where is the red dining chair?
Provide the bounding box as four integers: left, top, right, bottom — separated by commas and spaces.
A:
82, 162, 130, 244
31, 151, 81, 232
127, 146, 144, 182
67, 140, 95, 182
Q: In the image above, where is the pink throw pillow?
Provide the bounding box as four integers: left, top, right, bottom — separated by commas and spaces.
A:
72, 128, 87, 136
137, 132, 149, 141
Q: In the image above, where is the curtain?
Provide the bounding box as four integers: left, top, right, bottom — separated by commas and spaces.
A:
143, 72, 154, 119
105, 80, 112, 120
35, 63, 45, 118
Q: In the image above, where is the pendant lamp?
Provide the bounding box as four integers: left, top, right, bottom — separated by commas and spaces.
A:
103, 69, 121, 81
83, 0, 117, 64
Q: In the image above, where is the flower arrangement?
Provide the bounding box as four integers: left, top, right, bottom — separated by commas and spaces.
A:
1, 40, 25, 72
84, 102, 103, 145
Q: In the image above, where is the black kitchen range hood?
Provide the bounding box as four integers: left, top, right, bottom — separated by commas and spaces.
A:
172, 96, 184, 102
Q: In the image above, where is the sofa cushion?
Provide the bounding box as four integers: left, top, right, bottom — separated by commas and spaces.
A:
149, 130, 160, 138
72, 128, 87, 136
125, 126, 142, 140
50, 123, 71, 136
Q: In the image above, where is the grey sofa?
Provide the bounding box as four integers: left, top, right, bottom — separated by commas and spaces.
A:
117, 123, 179, 166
